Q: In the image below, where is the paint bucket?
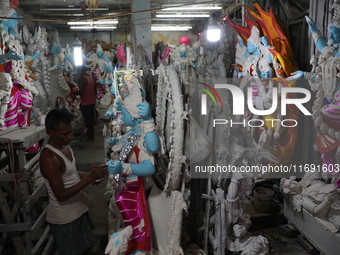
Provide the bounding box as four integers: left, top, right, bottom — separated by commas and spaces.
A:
253, 187, 274, 213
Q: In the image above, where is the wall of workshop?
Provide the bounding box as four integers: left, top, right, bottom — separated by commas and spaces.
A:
14, 4, 202, 65
58, 30, 200, 52
58, 30, 127, 49
16, 7, 54, 34
151, 31, 198, 48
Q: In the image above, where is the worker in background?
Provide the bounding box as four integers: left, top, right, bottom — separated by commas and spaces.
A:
78, 65, 97, 141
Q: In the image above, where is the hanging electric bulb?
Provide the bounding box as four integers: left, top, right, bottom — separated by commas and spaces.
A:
207, 13, 221, 42
73, 36, 83, 66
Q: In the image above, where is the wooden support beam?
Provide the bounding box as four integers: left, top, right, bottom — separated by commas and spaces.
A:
41, 235, 55, 255
0, 232, 7, 254
0, 155, 9, 170
23, 152, 40, 173
24, 183, 46, 212
25, 214, 33, 252
0, 223, 31, 232
289, 18, 306, 25
0, 187, 26, 253
288, 9, 309, 21
10, 195, 22, 221
0, 172, 32, 182
30, 163, 40, 174
30, 226, 50, 255
30, 208, 47, 240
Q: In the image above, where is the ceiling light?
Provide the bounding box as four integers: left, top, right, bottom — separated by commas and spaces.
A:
40, 8, 108, 11
73, 37, 83, 66
68, 20, 118, 25
207, 14, 221, 42
151, 26, 192, 31
156, 14, 209, 18
49, 13, 84, 16
162, 7, 222, 10
153, 18, 195, 21
70, 26, 116, 30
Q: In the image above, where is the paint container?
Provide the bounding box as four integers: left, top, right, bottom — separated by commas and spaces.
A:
253, 187, 274, 213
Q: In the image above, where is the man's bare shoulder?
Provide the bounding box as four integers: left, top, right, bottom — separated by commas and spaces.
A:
40, 147, 60, 176
40, 146, 56, 160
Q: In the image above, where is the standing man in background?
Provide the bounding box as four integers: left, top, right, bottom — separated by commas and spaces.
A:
78, 66, 96, 141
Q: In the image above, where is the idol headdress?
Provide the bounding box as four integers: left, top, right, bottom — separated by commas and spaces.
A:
96, 43, 103, 53
0, 0, 15, 20
331, 0, 340, 27
119, 75, 143, 119
247, 26, 262, 47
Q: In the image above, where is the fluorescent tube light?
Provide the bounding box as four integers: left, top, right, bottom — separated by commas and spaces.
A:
156, 14, 209, 18
70, 26, 116, 29
153, 18, 194, 21
74, 47, 83, 66
49, 13, 84, 16
68, 20, 118, 25
40, 8, 108, 11
151, 26, 192, 31
73, 37, 83, 66
162, 7, 222, 10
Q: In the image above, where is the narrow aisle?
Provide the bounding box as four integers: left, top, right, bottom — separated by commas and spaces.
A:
70, 120, 109, 250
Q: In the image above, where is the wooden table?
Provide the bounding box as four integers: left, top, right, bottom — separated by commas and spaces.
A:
0, 125, 53, 255
0, 126, 46, 173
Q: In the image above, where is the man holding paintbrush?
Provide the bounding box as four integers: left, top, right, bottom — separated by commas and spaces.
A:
40, 108, 107, 255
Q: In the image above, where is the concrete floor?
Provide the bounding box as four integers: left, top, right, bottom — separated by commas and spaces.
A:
69, 121, 314, 255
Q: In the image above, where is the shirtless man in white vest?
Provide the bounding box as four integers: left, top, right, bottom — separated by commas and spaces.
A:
40, 108, 107, 255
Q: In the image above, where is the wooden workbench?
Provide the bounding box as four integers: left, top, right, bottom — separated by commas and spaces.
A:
0, 125, 46, 173
0, 125, 53, 255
